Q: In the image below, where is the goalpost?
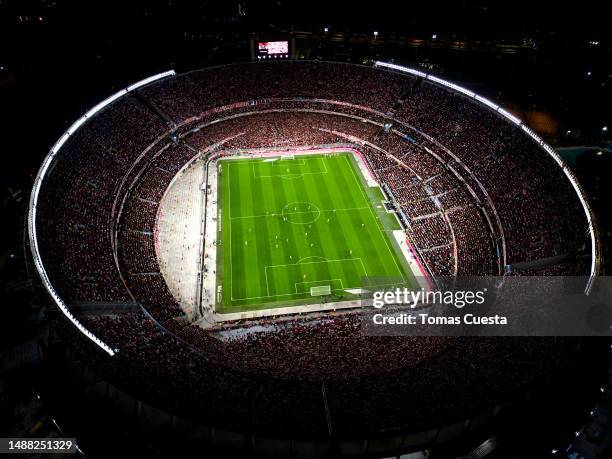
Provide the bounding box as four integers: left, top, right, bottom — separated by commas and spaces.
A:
310, 285, 331, 296
281, 154, 295, 160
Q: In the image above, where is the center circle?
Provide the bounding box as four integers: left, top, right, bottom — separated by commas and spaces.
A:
281, 202, 321, 224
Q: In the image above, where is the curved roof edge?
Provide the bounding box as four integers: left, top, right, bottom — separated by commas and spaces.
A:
28, 61, 602, 360
375, 61, 601, 292
28, 70, 176, 357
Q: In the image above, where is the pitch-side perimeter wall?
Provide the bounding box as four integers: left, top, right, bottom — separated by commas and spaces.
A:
200, 146, 430, 322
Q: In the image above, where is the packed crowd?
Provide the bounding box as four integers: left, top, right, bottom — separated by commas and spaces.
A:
36, 96, 167, 302
55, 312, 585, 437
34, 61, 594, 436
140, 61, 409, 123
395, 83, 588, 263
37, 63, 586, 309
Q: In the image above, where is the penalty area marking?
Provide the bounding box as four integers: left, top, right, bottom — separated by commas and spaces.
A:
250, 156, 329, 180
263, 257, 368, 297
236, 258, 369, 300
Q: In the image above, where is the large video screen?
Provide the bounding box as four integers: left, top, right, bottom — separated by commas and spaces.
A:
258, 41, 289, 57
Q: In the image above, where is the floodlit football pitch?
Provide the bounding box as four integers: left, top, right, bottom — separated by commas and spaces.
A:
215, 151, 418, 314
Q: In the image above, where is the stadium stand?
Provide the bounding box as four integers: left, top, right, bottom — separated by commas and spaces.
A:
30, 61, 598, 443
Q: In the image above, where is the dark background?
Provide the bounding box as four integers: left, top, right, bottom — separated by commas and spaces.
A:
0, 0, 610, 350
1, 2, 611, 455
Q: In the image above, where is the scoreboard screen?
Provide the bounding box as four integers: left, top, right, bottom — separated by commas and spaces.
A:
257, 41, 289, 58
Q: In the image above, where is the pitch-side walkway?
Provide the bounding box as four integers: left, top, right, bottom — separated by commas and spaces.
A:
156, 158, 206, 320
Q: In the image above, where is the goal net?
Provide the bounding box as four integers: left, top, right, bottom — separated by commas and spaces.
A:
281, 154, 295, 160
310, 285, 331, 296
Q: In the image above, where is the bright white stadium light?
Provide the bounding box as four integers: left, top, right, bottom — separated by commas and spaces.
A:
603, 126, 608, 132
497, 107, 521, 125
84, 89, 128, 119
66, 116, 88, 135
126, 70, 175, 92
520, 124, 538, 141
374, 61, 427, 78
28, 69, 175, 357
373, 31, 378, 37
375, 60, 600, 291
52, 133, 71, 154
541, 143, 565, 167
475, 94, 499, 110
428, 75, 476, 98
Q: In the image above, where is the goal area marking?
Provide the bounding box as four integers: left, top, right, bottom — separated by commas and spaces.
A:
295, 278, 343, 294
310, 285, 331, 296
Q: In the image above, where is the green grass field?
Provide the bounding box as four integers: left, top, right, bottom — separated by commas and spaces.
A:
215, 152, 417, 313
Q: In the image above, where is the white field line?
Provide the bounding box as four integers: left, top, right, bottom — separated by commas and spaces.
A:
277, 159, 308, 165
229, 280, 410, 302
265, 257, 363, 269
229, 205, 370, 220
225, 153, 403, 302
250, 156, 328, 179
358, 257, 369, 276
228, 161, 233, 301
343, 155, 406, 281
256, 258, 366, 299
294, 278, 344, 294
